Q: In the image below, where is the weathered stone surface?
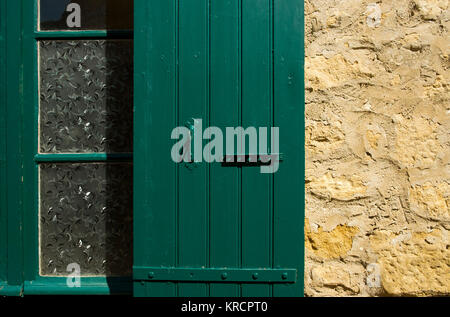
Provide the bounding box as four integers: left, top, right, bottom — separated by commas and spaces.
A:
370, 230, 450, 296
305, 54, 382, 90
307, 173, 367, 201
310, 263, 362, 295
409, 181, 450, 220
414, 0, 448, 20
305, 0, 449, 297
306, 121, 346, 160
305, 219, 359, 259
391, 115, 443, 169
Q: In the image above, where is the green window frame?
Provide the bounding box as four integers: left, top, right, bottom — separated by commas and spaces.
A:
0, 0, 24, 296
0, 1, 134, 295
0, 0, 5, 293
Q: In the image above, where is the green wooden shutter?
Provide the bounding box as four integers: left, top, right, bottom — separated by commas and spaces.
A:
133, 0, 304, 297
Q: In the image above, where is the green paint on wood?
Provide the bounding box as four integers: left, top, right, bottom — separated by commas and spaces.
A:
0, 0, 8, 284
34, 30, 133, 39
134, 267, 297, 283
208, 0, 241, 297
133, 0, 178, 297
34, 153, 133, 163
1, 0, 304, 297
5, 0, 25, 291
134, 0, 305, 297
273, 0, 305, 297
23, 277, 131, 295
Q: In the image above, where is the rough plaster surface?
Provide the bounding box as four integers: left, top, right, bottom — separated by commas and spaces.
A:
304, 0, 449, 296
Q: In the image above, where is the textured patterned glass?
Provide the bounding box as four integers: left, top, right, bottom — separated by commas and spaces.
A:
39, 0, 133, 30
39, 163, 133, 276
39, 40, 133, 153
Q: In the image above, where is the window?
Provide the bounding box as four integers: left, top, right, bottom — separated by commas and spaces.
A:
22, 0, 134, 294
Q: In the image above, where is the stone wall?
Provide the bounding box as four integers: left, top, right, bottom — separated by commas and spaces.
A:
304, 0, 449, 296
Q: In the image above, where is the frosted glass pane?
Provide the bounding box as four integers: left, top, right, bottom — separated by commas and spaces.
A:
39, 162, 133, 276
39, 40, 133, 153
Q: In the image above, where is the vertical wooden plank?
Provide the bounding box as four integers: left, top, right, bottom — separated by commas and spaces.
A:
22, 0, 38, 283
241, 0, 272, 297
177, 0, 209, 297
133, 0, 177, 297
209, 0, 241, 297
133, 0, 304, 298
273, 0, 304, 297
0, 0, 7, 283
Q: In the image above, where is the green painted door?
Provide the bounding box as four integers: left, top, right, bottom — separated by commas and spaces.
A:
133, 0, 304, 297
